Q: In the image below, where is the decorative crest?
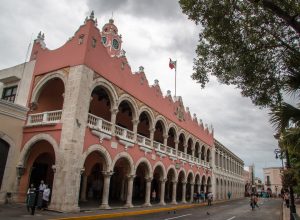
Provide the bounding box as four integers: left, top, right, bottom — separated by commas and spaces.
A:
90, 11, 95, 20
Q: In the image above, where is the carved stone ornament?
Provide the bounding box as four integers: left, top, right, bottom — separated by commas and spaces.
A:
175, 99, 185, 121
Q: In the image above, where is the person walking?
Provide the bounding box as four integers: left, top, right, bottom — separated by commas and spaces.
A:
207, 192, 213, 206
227, 191, 232, 200
26, 184, 37, 215
151, 190, 156, 202
37, 180, 46, 209
284, 192, 290, 208
254, 194, 259, 208
42, 184, 51, 210
250, 194, 255, 210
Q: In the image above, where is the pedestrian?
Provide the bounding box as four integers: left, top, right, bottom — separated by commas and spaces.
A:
197, 192, 201, 203
201, 191, 205, 202
227, 191, 232, 200
151, 190, 156, 202
37, 180, 46, 209
284, 192, 290, 208
193, 192, 198, 203
250, 194, 255, 210
42, 184, 51, 210
254, 194, 259, 208
26, 184, 37, 215
207, 192, 213, 206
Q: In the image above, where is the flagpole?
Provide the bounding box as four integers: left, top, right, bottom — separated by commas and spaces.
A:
175, 61, 177, 97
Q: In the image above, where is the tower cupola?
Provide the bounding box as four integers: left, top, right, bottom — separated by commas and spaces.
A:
100, 18, 123, 57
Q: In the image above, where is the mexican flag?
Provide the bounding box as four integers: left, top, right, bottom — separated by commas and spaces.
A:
169, 58, 176, 69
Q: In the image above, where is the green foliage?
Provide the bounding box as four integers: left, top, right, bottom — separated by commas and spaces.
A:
179, 0, 300, 107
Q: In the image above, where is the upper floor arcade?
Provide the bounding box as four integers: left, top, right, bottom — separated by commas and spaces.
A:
24, 68, 213, 169
214, 139, 244, 177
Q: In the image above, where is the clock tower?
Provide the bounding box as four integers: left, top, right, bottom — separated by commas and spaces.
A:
101, 18, 123, 57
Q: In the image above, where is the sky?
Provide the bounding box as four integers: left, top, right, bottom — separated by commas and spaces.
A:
0, 0, 283, 179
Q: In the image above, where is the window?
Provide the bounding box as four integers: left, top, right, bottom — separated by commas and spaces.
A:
2, 86, 17, 102
78, 34, 84, 45
266, 176, 271, 186
92, 38, 97, 48
101, 36, 107, 45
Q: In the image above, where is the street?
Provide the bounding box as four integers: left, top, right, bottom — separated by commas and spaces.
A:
0, 198, 282, 220
103, 198, 282, 220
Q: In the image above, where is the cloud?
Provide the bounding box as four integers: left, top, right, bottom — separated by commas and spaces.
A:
87, 0, 181, 21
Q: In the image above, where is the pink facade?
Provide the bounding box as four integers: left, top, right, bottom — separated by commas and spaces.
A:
12, 13, 217, 211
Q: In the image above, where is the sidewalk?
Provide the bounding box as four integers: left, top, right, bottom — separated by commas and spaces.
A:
0, 199, 240, 220
282, 199, 300, 220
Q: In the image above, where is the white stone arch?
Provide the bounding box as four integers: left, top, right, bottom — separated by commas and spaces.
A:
167, 123, 178, 138
137, 106, 155, 130
30, 71, 67, 104
153, 161, 167, 180
194, 172, 201, 184
134, 157, 153, 178
153, 115, 168, 136
177, 129, 187, 144
206, 148, 211, 162
18, 133, 60, 168
177, 168, 187, 182
186, 170, 195, 183
90, 78, 118, 110
117, 94, 139, 121
201, 174, 207, 185
0, 132, 17, 192
166, 165, 177, 181
79, 144, 112, 172
110, 151, 134, 175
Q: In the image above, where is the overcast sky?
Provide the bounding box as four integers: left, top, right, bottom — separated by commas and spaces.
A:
0, 0, 282, 178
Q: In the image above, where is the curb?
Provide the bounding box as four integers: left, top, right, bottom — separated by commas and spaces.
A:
51, 199, 238, 220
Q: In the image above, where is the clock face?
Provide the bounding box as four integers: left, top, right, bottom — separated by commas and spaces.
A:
112, 39, 119, 49
102, 36, 107, 45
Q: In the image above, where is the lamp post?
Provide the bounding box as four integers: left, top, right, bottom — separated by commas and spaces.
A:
274, 134, 297, 219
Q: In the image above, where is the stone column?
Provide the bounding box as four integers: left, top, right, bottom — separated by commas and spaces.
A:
110, 107, 118, 136
159, 179, 166, 205
149, 127, 155, 146
132, 119, 139, 143
144, 177, 152, 207
182, 181, 187, 203
191, 146, 195, 157
80, 174, 88, 202
171, 181, 177, 204
49, 65, 94, 212
184, 144, 187, 154
197, 184, 201, 193
125, 175, 135, 208
163, 134, 168, 146
174, 140, 179, 152
190, 183, 194, 203
100, 171, 113, 209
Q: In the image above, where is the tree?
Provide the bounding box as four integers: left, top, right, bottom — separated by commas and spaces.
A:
179, 0, 300, 107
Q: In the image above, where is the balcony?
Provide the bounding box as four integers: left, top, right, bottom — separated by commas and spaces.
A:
27, 110, 62, 126
88, 114, 211, 168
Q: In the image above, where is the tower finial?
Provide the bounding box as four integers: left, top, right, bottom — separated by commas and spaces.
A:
90, 11, 94, 20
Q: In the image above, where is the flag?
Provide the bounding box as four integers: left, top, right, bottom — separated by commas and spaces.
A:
169, 58, 176, 69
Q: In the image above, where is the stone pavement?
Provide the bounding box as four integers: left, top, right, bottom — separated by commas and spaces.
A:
282, 199, 300, 220
0, 199, 239, 220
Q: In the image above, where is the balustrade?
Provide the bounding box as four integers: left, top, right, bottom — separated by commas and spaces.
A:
27, 110, 62, 125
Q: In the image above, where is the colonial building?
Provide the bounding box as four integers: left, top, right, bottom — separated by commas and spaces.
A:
263, 167, 283, 196
214, 140, 244, 200
0, 12, 244, 212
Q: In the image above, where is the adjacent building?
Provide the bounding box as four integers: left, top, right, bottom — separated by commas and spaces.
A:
0, 12, 244, 212
263, 167, 283, 196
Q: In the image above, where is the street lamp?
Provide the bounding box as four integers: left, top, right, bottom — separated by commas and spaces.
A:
274, 133, 297, 219
274, 148, 284, 168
